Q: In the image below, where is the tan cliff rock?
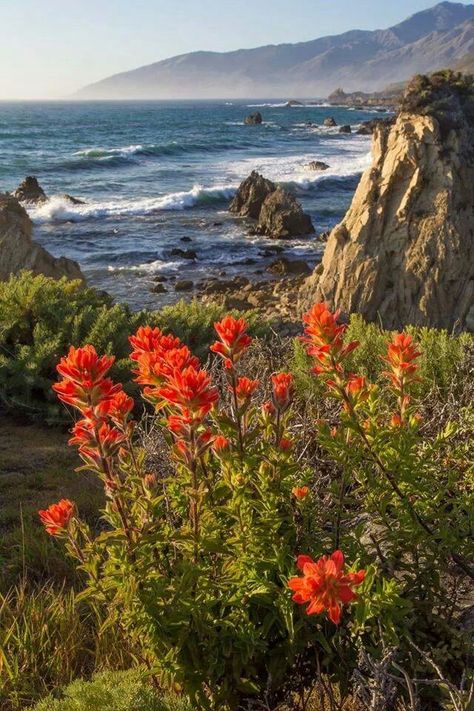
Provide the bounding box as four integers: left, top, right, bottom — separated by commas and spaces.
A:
0, 194, 84, 282
300, 74, 474, 331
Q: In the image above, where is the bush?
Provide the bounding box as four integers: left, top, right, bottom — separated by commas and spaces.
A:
33, 306, 473, 710
0, 272, 264, 421
32, 670, 192, 711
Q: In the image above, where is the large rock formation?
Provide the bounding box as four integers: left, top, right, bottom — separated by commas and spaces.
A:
230, 171, 315, 238
0, 194, 84, 282
229, 171, 276, 219
12, 176, 48, 205
300, 72, 474, 331
257, 188, 315, 239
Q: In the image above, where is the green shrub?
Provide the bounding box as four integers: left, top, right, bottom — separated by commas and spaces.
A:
32, 670, 192, 711
290, 313, 473, 401
0, 272, 266, 421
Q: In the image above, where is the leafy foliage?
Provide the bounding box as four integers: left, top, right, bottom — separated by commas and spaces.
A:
32, 669, 191, 711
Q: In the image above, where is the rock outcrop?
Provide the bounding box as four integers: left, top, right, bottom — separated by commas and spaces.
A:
300, 72, 474, 331
323, 117, 337, 127
244, 112, 263, 125
0, 194, 84, 282
230, 172, 315, 238
229, 171, 276, 219
12, 176, 48, 204
307, 161, 330, 171
339, 125, 352, 134
257, 188, 315, 239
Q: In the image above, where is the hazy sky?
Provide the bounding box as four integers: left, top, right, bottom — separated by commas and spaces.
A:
0, 0, 468, 99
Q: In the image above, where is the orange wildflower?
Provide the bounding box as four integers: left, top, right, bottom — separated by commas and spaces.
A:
292, 486, 309, 499
288, 550, 365, 624
271, 373, 294, 411
39, 499, 74, 536
158, 365, 218, 417
302, 303, 358, 373
210, 315, 252, 368
234, 377, 259, 401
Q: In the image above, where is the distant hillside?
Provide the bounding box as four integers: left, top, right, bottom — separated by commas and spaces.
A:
453, 49, 474, 71
76, 2, 474, 99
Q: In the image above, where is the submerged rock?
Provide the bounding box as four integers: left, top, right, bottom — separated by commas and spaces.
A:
12, 176, 48, 205
339, 124, 352, 134
0, 194, 84, 282
229, 171, 276, 219
244, 112, 263, 125
61, 194, 86, 205
257, 187, 315, 239
300, 72, 474, 331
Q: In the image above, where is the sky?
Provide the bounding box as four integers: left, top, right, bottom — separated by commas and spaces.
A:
0, 0, 469, 99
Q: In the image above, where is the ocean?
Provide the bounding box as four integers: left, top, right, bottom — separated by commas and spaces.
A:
0, 100, 381, 309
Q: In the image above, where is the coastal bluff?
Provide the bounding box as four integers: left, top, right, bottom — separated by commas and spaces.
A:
300, 72, 474, 332
0, 194, 84, 282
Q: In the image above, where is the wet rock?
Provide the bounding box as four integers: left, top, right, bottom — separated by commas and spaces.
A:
150, 283, 167, 294
61, 194, 85, 205
12, 176, 48, 205
180, 236, 192, 242
244, 112, 263, 125
339, 124, 352, 134
170, 248, 197, 259
257, 187, 315, 239
175, 280, 193, 292
323, 117, 337, 127
356, 117, 395, 135
285, 100, 303, 107
307, 161, 330, 171
266, 257, 311, 276
229, 171, 276, 219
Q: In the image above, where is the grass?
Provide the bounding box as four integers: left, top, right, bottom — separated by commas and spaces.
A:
0, 415, 104, 592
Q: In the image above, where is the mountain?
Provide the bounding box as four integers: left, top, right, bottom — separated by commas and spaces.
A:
76, 2, 474, 99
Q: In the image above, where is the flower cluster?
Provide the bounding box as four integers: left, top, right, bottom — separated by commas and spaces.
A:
288, 550, 365, 624
302, 303, 358, 376
210, 315, 252, 369
39, 499, 74, 537
130, 325, 218, 466
53, 345, 133, 470
383, 333, 421, 426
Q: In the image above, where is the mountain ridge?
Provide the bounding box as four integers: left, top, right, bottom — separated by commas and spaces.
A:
76, 2, 474, 99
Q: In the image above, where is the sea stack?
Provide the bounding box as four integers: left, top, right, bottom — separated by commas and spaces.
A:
300, 71, 474, 331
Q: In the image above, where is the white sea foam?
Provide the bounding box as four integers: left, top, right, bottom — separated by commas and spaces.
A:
223, 139, 371, 189
73, 145, 146, 159
28, 184, 237, 224
108, 259, 182, 274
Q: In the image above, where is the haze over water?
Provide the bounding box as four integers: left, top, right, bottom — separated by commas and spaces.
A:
0, 100, 379, 309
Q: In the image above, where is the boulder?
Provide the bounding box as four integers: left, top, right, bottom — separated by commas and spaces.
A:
266, 257, 311, 276
323, 117, 337, 127
257, 187, 315, 239
307, 161, 330, 171
244, 112, 263, 125
300, 73, 474, 331
0, 194, 84, 282
339, 124, 352, 134
229, 171, 276, 219
12, 176, 48, 205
